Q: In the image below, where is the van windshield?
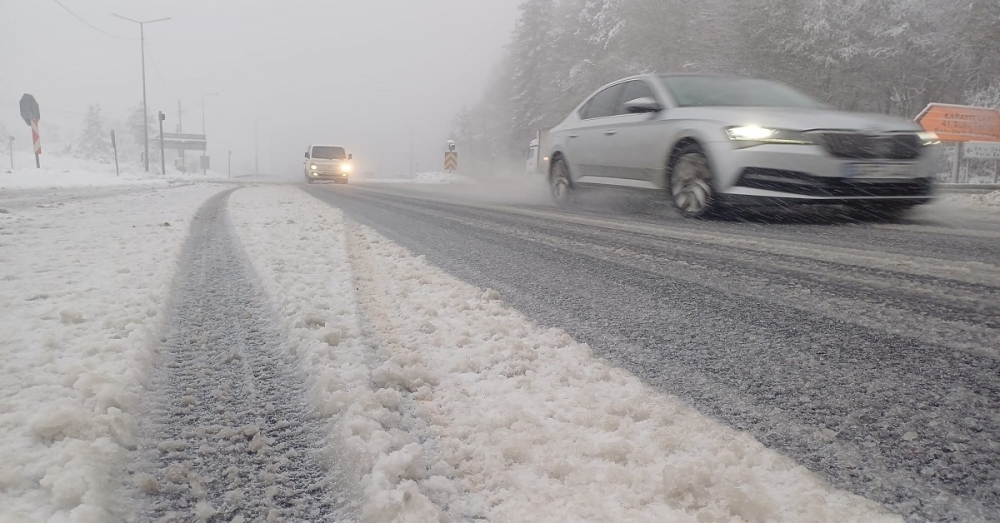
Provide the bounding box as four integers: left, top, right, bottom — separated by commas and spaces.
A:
311, 146, 347, 160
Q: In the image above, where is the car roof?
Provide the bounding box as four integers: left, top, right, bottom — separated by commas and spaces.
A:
310, 144, 346, 148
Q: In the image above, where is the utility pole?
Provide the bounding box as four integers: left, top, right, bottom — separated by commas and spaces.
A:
177, 99, 184, 172
113, 14, 170, 173
228, 150, 232, 179
254, 121, 259, 176
201, 93, 219, 176
7, 136, 13, 170
407, 126, 414, 178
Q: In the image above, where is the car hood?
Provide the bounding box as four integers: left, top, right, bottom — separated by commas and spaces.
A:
668, 106, 922, 133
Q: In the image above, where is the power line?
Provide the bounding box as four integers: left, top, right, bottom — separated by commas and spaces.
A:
51, 0, 135, 41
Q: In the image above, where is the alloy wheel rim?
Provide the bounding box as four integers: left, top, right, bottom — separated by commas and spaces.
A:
551, 163, 570, 201
672, 156, 712, 214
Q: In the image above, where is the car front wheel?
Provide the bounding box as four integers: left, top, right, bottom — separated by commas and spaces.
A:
670, 146, 718, 219
549, 157, 576, 206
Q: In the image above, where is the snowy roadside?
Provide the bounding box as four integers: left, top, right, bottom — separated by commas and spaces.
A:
942, 190, 1000, 210
0, 183, 227, 522
2, 150, 229, 190
229, 185, 903, 523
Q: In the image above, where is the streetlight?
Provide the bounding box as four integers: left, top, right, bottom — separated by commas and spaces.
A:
201, 93, 219, 175
113, 14, 170, 173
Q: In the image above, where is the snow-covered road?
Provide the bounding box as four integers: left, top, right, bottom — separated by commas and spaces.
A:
231, 186, 898, 523
307, 182, 1000, 523
3, 177, 997, 522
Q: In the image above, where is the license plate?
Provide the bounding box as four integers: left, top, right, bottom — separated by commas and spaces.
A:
843, 164, 912, 179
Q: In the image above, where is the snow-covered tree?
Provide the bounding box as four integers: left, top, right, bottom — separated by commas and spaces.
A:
126, 103, 161, 169
509, 0, 556, 137
77, 104, 110, 162
0, 122, 11, 157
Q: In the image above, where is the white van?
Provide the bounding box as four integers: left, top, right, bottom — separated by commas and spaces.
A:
304, 144, 353, 184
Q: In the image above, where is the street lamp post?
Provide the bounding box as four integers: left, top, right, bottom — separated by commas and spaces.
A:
113, 14, 170, 173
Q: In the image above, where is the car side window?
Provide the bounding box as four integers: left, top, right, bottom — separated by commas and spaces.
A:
580, 84, 624, 120
615, 81, 657, 115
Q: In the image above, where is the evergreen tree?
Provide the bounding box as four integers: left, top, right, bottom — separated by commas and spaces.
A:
77, 104, 110, 162
509, 0, 556, 136
126, 103, 161, 169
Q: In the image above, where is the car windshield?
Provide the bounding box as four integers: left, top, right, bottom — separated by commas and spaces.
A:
659, 76, 827, 109
311, 146, 346, 160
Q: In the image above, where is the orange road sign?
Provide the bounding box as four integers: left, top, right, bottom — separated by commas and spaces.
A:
916, 103, 1000, 142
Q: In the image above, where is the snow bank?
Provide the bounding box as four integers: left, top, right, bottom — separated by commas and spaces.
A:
1, 150, 229, 190
943, 190, 1000, 209
229, 186, 902, 523
0, 183, 227, 522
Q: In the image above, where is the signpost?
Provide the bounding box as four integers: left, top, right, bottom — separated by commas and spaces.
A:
19, 94, 41, 168
158, 112, 167, 175
7, 136, 13, 170
917, 104, 1000, 182
111, 130, 120, 177
963, 142, 1000, 160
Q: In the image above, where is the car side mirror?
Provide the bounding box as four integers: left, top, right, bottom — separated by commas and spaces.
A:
348, 154, 353, 160
625, 97, 663, 114
304, 152, 310, 159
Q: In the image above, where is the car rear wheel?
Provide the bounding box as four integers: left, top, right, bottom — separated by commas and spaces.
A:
670, 146, 718, 218
550, 157, 576, 206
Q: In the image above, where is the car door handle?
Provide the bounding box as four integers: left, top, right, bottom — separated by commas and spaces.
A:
569, 134, 579, 139
604, 130, 617, 136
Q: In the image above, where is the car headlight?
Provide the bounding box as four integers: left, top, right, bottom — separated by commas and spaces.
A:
726, 126, 815, 146
917, 131, 940, 146
341, 163, 352, 173
310, 164, 318, 170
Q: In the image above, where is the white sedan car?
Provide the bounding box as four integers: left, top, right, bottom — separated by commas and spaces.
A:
545, 74, 940, 218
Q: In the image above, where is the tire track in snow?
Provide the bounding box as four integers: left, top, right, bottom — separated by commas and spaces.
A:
133, 190, 355, 522
343, 220, 484, 522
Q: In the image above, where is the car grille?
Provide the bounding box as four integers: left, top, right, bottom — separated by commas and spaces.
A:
737, 169, 933, 198
817, 133, 921, 160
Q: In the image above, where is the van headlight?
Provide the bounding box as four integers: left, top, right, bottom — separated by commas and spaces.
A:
310, 164, 318, 170
726, 126, 814, 146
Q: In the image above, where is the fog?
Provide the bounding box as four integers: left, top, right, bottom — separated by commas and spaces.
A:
0, 0, 523, 177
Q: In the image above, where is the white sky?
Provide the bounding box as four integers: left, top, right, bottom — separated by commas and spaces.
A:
0, 0, 522, 175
